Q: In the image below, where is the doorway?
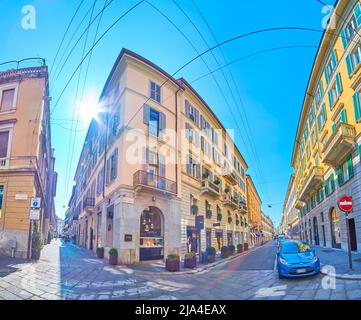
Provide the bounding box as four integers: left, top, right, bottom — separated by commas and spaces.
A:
330, 208, 341, 249
348, 218, 358, 252
313, 217, 320, 245
215, 230, 223, 251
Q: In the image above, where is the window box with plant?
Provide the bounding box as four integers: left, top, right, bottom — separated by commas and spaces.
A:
206, 246, 216, 263
224, 187, 230, 194
184, 251, 197, 268
206, 209, 212, 219
237, 243, 244, 253
221, 246, 229, 258
217, 213, 222, 221
96, 247, 104, 259
166, 254, 180, 272
109, 248, 118, 265
31, 222, 43, 260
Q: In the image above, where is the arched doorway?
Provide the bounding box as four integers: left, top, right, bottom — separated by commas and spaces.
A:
329, 208, 341, 249
313, 217, 319, 246
139, 207, 164, 261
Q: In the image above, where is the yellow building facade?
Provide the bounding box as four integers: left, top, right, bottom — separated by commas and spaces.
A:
66, 49, 250, 264
291, 0, 361, 252
0, 64, 57, 258
246, 175, 262, 246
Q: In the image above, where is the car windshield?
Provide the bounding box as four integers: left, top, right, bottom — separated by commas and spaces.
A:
282, 242, 311, 254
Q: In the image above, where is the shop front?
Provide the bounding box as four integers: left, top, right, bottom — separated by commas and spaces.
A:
215, 230, 223, 251
186, 226, 199, 253
139, 207, 164, 261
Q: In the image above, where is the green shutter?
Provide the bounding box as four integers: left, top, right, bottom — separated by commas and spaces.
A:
340, 109, 347, 123
347, 154, 354, 178
330, 174, 335, 193
317, 114, 322, 133
341, 29, 348, 49
336, 73, 343, 94
331, 49, 337, 66
353, 92, 361, 122
346, 54, 353, 77
332, 123, 337, 132
324, 180, 329, 197
328, 90, 333, 109
337, 166, 344, 186
355, 3, 361, 26
324, 69, 329, 85
322, 103, 327, 120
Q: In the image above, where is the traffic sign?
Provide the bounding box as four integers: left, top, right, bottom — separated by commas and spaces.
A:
29, 209, 40, 221
30, 197, 41, 209
338, 195, 353, 213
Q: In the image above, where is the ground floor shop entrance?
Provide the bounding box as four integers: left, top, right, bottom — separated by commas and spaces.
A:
215, 230, 223, 251
139, 207, 164, 261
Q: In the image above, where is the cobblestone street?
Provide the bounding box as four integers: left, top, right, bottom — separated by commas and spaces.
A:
1, 240, 361, 300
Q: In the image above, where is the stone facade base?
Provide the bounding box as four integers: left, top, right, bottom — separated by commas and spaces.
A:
0, 229, 29, 258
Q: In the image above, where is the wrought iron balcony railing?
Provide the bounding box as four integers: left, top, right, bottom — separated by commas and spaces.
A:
133, 170, 177, 195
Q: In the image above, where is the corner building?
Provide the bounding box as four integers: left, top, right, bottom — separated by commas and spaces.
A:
68, 49, 250, 264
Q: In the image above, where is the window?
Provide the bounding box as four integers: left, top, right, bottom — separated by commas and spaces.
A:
212, 128, 219, 146
224, 143, 228, 157
337, 154, 354, 186
0, 130, 10, 159
186, 154, 200, 179
97, 168, 104, 195
143, 105, 165, 137
213, 148, 221, 165
308, 106, 315, 127
328, 73, 343, 109
201, 136, 211, 157
303, 126, 309, 142
315, 81, 324, 107
324, 173, 335, 197
346, 43, 361, 77
106, 149, 118, 185
317, 103, 327, 132
185, 100, 199, 126
185, 123, 199, 147
324, 49, 337, 84
342, 15, 358, 49
0, 185, 3, 219
150, 81, 161, 103
0, 88, 15, 112
200, 115, 211, 137
332, 109, 348, 132
353, 91, 361, 122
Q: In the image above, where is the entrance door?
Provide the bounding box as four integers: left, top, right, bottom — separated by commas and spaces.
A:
348, 218, 358, 252
322, 225, 326, 247
227, 232, 233, 246
313, 217, 320, 245
90, 228, 94, 251
186, 227, 199, 253
140, 207, 164, 261
215, 231, 223, 251
330, 208, 341, 249
206, 229, 212, 248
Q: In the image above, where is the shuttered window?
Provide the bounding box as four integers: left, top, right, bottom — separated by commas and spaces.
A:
0, 88, 15, 112
150, 81, 161, 103
353, 91, 361, 122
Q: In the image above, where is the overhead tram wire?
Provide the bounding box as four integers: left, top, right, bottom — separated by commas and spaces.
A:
190, 0, 271, 201
148, 0, 264, 193
64, 0, 109, 206
63, 0, 98, 207
173, 0, 267, 200
49, 0, 85, 76
50, 0, 146, 116
50, 0, 117, 93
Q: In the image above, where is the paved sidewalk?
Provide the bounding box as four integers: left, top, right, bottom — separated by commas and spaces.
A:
314, 246, 361, 279
0, 255, 30, 277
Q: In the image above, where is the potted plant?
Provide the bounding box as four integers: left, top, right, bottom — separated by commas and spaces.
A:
96, 247, 105, 259
244, 243, 249, 251
206, 246, 216, 263
206, 209, 212, 219
224, 187, 230, 194
109, 248, 118, 265
217, 213, 222, 221
237, 243, 244, 253
184, 251, 197, 268
221, 246, 229, 259
191, 204, 198, 215
166, 254, 180, 272
228, 244, 235, 255
214, 178, 220, 185
202, 172, 209, 180
31, 222, 43, 260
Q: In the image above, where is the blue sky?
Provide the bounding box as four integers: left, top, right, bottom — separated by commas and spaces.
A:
0, 0, 334, 226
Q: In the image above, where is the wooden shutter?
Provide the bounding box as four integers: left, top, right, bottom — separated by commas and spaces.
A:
159, 112, 166, 130
340, 109, 347, 123
336, 73, 343, 94
337, 166, 343, 186
341, 29, 348, 49
347, 154, 354, 178
346, 54, 353, 77
143, 104, 150, 125
185, 100, 190, 117
353, 92, 361, 122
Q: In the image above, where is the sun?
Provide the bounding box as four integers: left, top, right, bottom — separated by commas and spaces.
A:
77, 92, 100, 124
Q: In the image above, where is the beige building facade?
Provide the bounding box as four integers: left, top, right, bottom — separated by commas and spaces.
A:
0, 64, 57, 258
66, 49, 250, 264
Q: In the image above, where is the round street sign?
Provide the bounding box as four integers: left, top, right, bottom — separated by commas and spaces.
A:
338, 195, 353, 213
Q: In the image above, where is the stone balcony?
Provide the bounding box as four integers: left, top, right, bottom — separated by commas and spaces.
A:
298, 166, 324, 202
201, 178, 221, 197
221, 170, 238, 185
222, 193, 239, 209
322, 123, 356, 167
295, 199, 305, 210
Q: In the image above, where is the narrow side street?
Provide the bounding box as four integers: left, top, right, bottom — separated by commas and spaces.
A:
1, 240, 361, 300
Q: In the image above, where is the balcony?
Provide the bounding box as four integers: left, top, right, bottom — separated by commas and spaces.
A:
222, 193, 239, 209
298, 166, 324, 202
201, 179, 221, 197
295, 199, 305, 210
133, 170, 177, 196
238, 200, 247, 213
221, 170, 237, 185
83, 198, 95, 213
322, 123, 356, 167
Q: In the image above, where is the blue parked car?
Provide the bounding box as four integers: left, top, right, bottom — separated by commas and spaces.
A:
277, 241, 320, 278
